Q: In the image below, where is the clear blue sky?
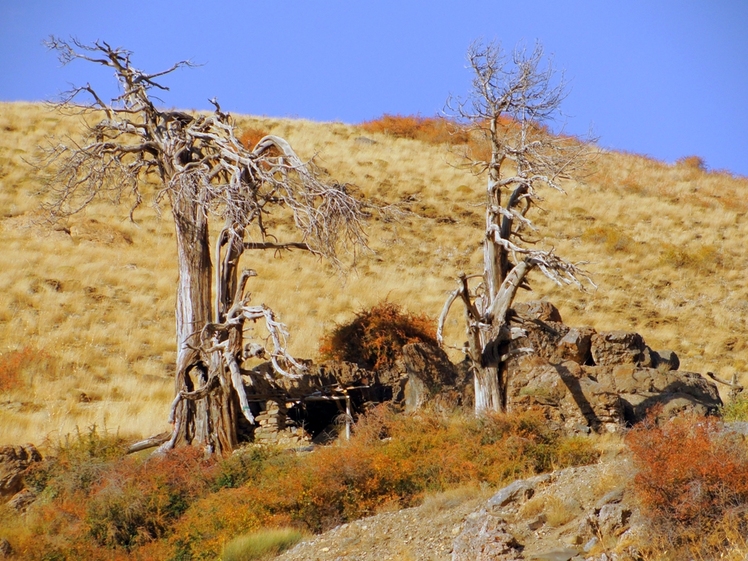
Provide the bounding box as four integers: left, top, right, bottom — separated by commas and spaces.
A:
2, 0, 746, 176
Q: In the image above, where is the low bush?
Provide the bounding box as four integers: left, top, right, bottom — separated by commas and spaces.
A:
359, 114, 468, 145
172, 406, 599, 558
722, 393, 748, 422
659, 242, 721, 271
85, 446, 215, 549
6, 408, 600, 559
26, 425, 128, 496
223, 527, 304, 561
582, 224, 634, 253
627, 413, 748, 555
0, 346, 54, 391
675, 155, 707, 171
319, 301, 438, 370
239, 127, 270, 150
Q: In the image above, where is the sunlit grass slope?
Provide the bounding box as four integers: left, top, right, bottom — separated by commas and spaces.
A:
1, 101, 747, 446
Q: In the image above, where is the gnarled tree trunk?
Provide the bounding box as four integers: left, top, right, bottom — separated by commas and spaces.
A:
438, 41, 592, 415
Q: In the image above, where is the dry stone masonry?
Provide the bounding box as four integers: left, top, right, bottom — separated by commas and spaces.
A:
241, 299, 720, 445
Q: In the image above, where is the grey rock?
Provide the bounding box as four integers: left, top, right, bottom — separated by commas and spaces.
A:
528, 548, 580, 561
595, 488, 624, 509
7, 488, 35, 512
502, 304, 721, 430
649, 349, 679, 371
583, 537, 598, 553
488, 473, 551, 510
590, 331, 648, 367
596, 504, 631, 537
452, 509, 524, 561
724, 421, 748, 435
527, 514, 546, 531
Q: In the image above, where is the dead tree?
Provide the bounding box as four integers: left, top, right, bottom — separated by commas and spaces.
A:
437, 41, 593, 414
41, 38, 368, 454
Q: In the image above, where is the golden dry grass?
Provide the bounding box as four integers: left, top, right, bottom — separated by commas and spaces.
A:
1, 101, 747, 447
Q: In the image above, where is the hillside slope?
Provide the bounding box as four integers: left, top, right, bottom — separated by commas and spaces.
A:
1, 102, 747, 445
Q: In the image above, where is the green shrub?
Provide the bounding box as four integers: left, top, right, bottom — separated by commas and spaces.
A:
26, 425, 127, 496
722, 393, 748, 421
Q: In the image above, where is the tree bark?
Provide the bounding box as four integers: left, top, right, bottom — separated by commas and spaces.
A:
474, 365, 503, 413
170, 196, 238, 454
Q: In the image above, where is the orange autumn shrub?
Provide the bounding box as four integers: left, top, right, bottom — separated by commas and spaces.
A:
172, 406, 598, 559
627, 412, 748, 551
239, 126, 270, 150
319, 301, 438, 370
7, 408, 598, 559
359, 114, 469, 145
0, 346, 53, 391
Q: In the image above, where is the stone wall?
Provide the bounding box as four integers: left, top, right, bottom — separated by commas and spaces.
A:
504, 301, 722, 431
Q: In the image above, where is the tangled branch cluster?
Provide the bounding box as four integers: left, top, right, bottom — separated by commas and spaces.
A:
41, 37, 367, 265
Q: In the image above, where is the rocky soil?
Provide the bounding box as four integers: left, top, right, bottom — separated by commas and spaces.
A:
277, 452, 644, 561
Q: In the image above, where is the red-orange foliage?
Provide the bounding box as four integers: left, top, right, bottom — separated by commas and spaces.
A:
0, 346, 41, 390
8, 409, 599, 559
627, 413, 748, 533
239, 126, 271, 150
319, 301, 438, 370
359, 114, 469, 145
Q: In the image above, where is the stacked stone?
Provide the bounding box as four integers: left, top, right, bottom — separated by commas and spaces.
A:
275, 424, 311, 448
253, 400, 287, 442
252, 400, 312, 447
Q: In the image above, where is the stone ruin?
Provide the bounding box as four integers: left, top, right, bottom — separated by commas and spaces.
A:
0, 300, 725, 523
502, 300, 722, 432
238, 300, 723, 444
238, 341, 465, 446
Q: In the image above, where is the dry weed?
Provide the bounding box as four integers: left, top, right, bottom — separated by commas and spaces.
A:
1, 103, 747, 445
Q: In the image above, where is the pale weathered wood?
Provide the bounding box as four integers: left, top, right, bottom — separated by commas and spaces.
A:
42, 38, 369, 454
440, 41, 594, 414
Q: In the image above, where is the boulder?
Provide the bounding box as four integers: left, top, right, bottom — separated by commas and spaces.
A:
649, 349, 680, 371
395, 342, 460, 411
0, 444, 41, 499
452, 509, 524, 561
0, 539, 11, 558
502, 303, 722, 431
507, 360, 625, 432
590, 331, 649, 367
513, 300, 562, 322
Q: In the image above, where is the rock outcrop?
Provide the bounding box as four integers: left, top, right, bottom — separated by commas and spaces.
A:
451, 510, 524, 561
504, 301, 721, 431
240, 342, 463, 444
0, 444, 41, 499
238, 300, 721, 444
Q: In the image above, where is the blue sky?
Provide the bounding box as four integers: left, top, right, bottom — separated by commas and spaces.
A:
1, 1, 746, 176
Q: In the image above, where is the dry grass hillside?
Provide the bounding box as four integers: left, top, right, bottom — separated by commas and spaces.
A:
1, 101, 747, 446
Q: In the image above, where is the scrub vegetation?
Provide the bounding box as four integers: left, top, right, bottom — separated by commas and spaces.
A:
0, 408, 598, 559
2, 101, 748, 559
1, 102, 747, 445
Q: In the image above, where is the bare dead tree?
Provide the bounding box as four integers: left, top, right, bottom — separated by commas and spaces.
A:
437, 41, 594, 414
41, 37, 368, 454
